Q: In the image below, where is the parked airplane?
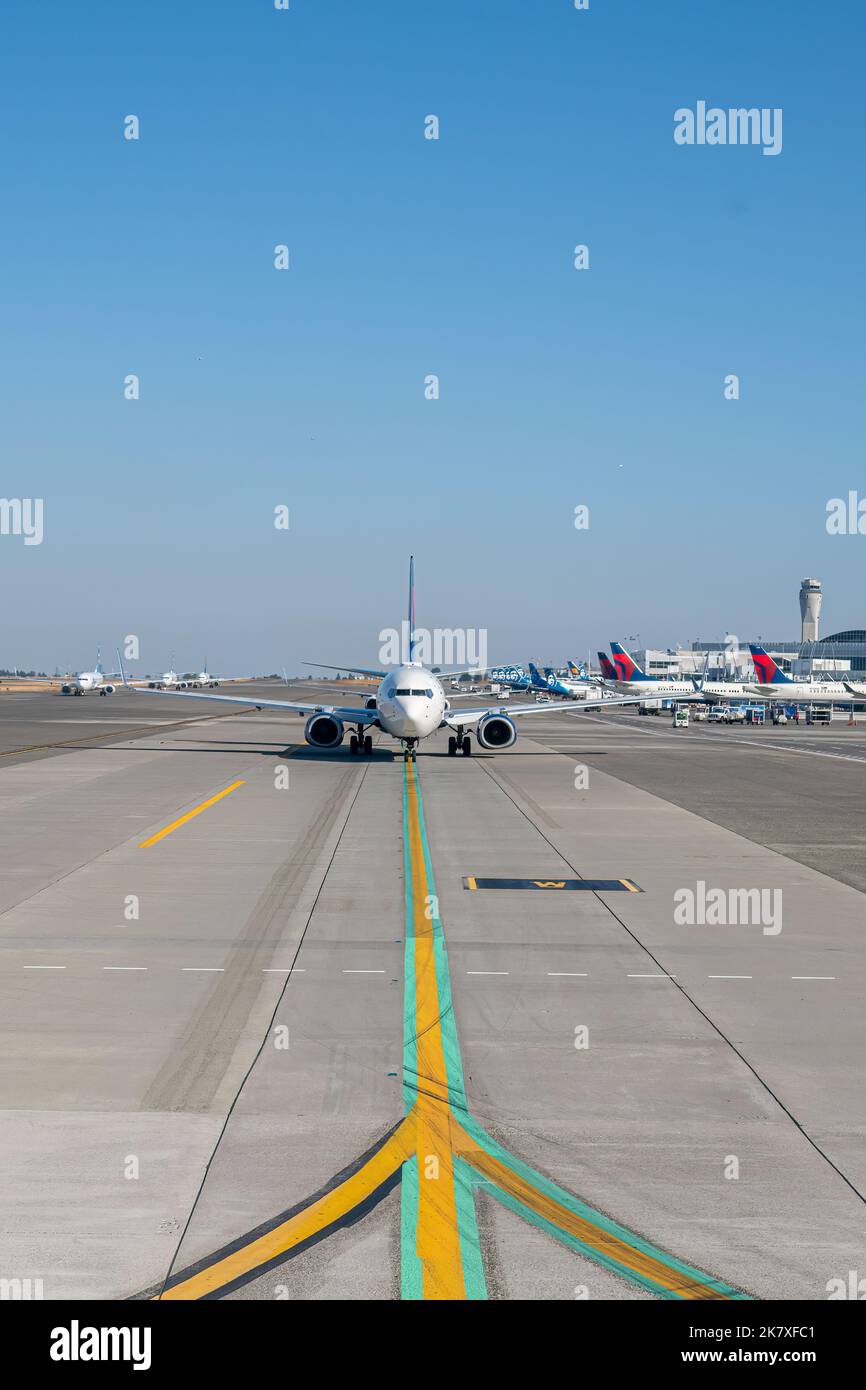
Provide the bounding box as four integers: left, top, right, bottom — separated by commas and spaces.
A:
556, 661, 603, 697
748, 645, 866, 704
116, 561, 665, 759
490, 665, 532, 692
607, 643, 752, 703
528, 663, 572, 698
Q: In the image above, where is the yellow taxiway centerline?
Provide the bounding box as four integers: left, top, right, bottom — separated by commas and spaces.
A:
405, 760, 469, 1299
156, 1113, 418, 1299
138, 780, 246, 848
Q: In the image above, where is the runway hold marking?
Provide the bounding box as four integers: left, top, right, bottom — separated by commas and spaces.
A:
153, 762, 745, 1303
138, 780, 245, 848
464, 876, 642, 893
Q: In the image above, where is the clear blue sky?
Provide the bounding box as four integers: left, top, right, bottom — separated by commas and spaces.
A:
2, 1, 864, 672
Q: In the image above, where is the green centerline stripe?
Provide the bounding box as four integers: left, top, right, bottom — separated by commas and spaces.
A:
457, 1103, 749, 1299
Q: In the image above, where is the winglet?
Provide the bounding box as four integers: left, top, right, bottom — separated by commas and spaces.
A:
116, 648, 132, 690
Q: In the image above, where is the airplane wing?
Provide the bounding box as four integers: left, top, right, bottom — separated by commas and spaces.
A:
444, 691, 696, 727
303, 662, 489, 680
303, 662, 385, 679
119, 682, 379, 723
0, 674, 60, 683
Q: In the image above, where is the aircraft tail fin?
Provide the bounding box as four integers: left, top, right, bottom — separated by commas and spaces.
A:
749, 644, 793, 685
598, 651, 618, 680
407, 555, 417, 662
690, 652, 709, 693
609, 642, 655, 683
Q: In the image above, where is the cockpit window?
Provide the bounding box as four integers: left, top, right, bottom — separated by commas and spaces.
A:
395, 688, 411, 695
411, 688, 427, 696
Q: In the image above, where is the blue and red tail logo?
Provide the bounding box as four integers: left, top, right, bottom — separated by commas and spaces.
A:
609, 642, 655, 682
748, 644, 792, 685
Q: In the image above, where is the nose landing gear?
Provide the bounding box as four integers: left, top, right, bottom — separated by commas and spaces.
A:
401, 739, 418, 762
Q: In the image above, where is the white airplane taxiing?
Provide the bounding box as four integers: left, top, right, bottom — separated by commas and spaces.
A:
117, 560, 672, 759
60, 650, 122, 696
190, 661, 220, 689
148, 670, 183, 690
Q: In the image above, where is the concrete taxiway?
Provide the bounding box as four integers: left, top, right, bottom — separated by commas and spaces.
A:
0, 688, 864, 1299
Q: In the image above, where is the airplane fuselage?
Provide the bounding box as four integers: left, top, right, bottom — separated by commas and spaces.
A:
606, 679, 753, 700
375, 665, 447, 739
62, 670, 113, 695
752, 680, 866, 705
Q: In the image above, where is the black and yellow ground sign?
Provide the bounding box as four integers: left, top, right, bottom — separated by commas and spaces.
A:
463, 877, 641, 893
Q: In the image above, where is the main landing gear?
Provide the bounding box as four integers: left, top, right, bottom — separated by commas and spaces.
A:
401, 739, 418, 762
349, 732, 374, 756
447, 732, 472, 757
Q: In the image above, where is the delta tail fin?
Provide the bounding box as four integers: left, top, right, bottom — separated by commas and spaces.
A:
748, 644, 793, 685
609, 642, 656, 683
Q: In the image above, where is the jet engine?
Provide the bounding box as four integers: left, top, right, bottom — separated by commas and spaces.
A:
364, 696, 377, 710
305, 713, 345, 747
476, 713, 517, 749
102, 684, 116, 695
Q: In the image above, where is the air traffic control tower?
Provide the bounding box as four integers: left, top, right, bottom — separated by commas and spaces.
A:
799, 577, 822, 643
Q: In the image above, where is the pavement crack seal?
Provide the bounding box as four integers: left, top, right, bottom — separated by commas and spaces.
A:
153, 760, 746, 1302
